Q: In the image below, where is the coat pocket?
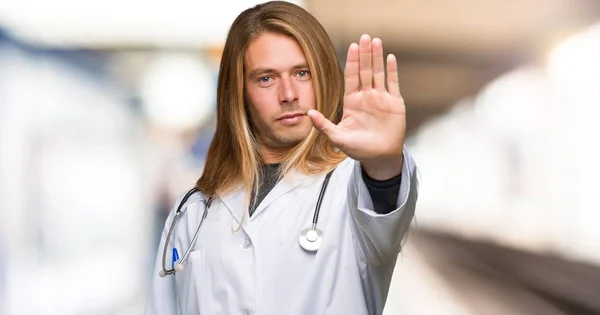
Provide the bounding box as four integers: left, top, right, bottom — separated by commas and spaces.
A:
174, 250, 207, 314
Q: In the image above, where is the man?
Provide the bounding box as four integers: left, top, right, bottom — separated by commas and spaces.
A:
145, 1, 419, 314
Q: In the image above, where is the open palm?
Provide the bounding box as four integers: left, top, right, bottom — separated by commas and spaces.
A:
308, 34, 406, 164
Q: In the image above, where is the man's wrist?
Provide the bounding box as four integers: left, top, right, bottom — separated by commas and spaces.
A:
360, 155, 404, 181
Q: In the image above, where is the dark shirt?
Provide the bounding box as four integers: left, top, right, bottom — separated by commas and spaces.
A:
249, 164, 282, 216
249, 163, 402, 216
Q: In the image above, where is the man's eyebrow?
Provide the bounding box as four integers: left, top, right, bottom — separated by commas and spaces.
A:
248, 68, 275, 79
247, 63, 309, 79
290, 63, 309, 71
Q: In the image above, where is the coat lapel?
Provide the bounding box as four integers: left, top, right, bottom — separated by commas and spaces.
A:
250, 170, 313, 219
218, 185, 246, 227
218, 170, 315, 227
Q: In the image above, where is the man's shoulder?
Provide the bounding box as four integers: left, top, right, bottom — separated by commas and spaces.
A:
170, 188, 207, 211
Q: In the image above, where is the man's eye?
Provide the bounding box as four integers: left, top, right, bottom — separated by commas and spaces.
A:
298, 71, 310, 77
259, 77, 271, 83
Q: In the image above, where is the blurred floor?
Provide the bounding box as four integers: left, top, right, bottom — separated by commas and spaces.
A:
385, 229, 600, 315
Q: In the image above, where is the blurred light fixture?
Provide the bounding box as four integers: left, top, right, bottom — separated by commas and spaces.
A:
139, 53, 215, 131
548, 23, 600, 95
474, 67, 552, 138
547, 22, 600, 264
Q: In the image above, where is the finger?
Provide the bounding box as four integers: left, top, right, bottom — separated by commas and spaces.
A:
359, 34, 373, 90
307, 109, 344, 147
386, 54, 401, 96
344, 43, 359, 95
372, 38, 386, 91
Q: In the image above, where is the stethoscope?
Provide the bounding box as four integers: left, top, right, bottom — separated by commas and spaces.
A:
159, 168, 335, 277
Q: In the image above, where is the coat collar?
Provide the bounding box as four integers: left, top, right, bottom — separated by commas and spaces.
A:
218, 169, 316, 228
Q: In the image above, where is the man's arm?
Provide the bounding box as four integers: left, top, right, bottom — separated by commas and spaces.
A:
144, 226, 177, 315
306, 34, 418, 264
143, 192, 190, 315
347, 148, 418, 266
361, 165, 402, 214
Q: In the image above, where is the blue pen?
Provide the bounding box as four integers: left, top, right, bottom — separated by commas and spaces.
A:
172, 248, 180, 269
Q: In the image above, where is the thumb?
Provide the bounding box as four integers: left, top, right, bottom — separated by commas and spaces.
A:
307, 109, 344, 147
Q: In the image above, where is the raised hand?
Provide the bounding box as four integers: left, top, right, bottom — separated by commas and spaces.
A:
308, 34, 406, 179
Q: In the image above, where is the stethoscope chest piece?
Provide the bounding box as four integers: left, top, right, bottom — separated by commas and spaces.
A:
298, 168, 335, 253
299, 227, 323, 252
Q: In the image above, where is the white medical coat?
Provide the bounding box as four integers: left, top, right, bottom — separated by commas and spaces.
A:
145, 149, 418, 315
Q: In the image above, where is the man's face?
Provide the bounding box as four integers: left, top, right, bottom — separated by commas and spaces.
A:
244, 32, 316, 156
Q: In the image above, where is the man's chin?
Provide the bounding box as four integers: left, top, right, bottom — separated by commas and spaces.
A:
273, 132, 310, 148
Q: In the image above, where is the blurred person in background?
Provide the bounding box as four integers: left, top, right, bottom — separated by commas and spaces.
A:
144, 1, 419, 314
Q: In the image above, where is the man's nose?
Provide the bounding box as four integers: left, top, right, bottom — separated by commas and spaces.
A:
279, 76, 298, 104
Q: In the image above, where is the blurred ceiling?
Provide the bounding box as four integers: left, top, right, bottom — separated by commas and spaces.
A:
306, 0, 600, 132
0, 0, 304, 48
2, 0, 600, 133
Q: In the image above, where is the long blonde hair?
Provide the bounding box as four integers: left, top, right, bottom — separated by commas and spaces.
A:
196, 1, 346, 208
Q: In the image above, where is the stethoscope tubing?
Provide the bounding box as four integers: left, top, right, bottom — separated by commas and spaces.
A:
160, 168, 335, 277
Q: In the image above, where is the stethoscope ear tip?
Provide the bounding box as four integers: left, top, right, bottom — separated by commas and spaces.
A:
159, 270, 167, 278
175, 264, 185, 272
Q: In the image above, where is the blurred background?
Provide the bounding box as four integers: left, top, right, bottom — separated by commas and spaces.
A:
1, 0, 599, 314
